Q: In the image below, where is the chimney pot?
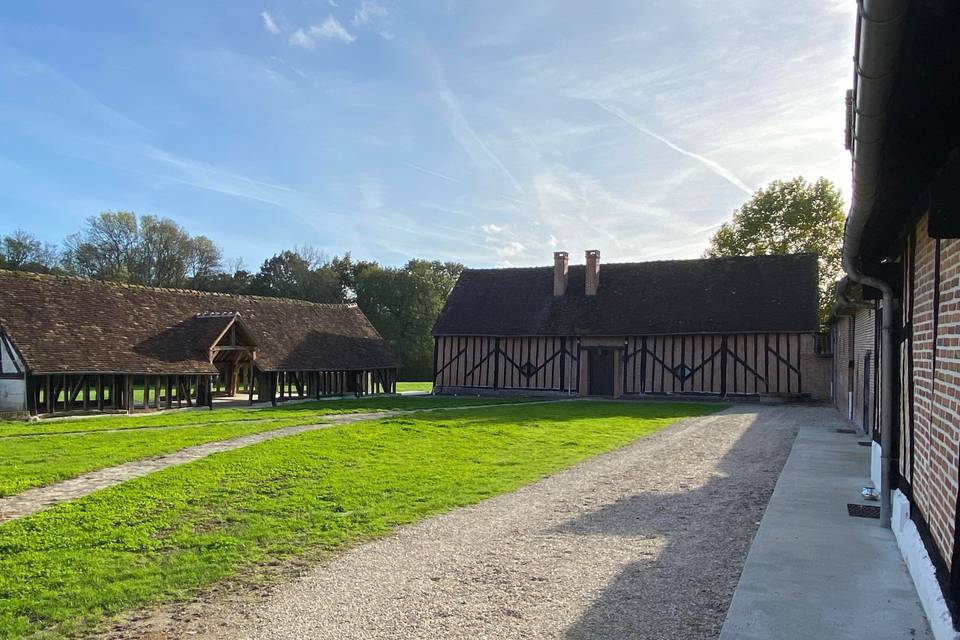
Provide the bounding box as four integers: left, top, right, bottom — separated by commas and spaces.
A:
553, 251, 569, 296
585, 249, 600, 295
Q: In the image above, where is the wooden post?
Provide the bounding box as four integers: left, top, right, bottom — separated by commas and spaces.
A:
270, 372, 278, 407
154, 376, 161, 410
43, 375, 51, 414
166, 376, 173, 409
125, 375, 134, 414
248, 366, 255, 405
207, 376, 213, 410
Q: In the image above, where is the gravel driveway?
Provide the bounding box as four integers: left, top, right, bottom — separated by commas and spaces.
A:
112, 404, 798, 640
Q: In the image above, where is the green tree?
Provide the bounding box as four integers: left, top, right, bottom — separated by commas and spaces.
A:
62, 211, 226, 288
0, 229, 60, 273
704, 177, 845, 326
63, 211, 140, 281
354, 259, 463, 379
249, 249, 345, 303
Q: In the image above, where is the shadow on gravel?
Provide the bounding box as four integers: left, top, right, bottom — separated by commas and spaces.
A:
556, 407, 801, 640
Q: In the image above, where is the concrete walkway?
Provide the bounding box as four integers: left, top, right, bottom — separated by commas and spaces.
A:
0, 411, 400, 524
719, 406, 932, 639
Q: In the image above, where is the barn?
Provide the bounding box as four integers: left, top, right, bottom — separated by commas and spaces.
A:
432, 250, 830, 399
0, 269, 399, 416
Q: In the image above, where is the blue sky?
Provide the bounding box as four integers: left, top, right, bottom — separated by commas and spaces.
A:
0, 1, 855, 269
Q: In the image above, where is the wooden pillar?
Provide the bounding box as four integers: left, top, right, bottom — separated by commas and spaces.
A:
207, 376, 213, 409
43, 375, 51, 414
125, 375, 134, 414
166, 376, 173, 409
154, 376, 161, 410
82, 375, 89, 411
248, 366, 255, 405
96, 375, 104, 411
271, 372, 278, 407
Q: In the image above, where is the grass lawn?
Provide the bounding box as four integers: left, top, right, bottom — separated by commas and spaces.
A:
396, 381, 433, 392
0, 396, 546, 497
0, 400, 723, 639
0, 394, 535, 437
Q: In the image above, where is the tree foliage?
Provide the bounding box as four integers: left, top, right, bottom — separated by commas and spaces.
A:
704, 177, 845, 326
61, 211, 222, 287
0, 230, 60, 273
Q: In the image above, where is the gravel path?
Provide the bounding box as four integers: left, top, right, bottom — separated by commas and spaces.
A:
113, 404, 799, 640
0, 411, 399, 524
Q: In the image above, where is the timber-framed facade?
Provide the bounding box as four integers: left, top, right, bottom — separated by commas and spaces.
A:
0, 270, 399, 417
433, 251, 829, 400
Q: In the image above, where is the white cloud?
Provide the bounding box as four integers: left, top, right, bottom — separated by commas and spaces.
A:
288, 15, 356, 49
261, 11, 280, 35
311, 15, 356, 43
353, 1, 388, 26
288, 29, 313, 49
482, 223, 503, 234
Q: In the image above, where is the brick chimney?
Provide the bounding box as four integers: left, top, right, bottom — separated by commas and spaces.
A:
553, 251, 569, 296
585, 249, 600, 296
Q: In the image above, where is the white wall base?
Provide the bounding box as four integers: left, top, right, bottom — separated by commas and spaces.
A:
871, 442, 882, 489
892, 489, 959, 640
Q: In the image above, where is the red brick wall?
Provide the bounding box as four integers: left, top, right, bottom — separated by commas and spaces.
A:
905, 214, 960, 569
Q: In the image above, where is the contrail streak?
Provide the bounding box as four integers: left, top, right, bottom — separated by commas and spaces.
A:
596, 102, 753, 196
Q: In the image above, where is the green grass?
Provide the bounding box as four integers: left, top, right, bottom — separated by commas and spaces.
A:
396, 381, 433, 392
0, 401, 723, 639
0, 394, 536, 437
0, 396, 546, 497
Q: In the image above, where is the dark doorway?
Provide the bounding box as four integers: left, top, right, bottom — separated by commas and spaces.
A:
589, 349, 616, 396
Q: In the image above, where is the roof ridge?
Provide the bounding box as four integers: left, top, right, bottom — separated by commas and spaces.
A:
462, 252, 817, 272
0, 268, 357, 310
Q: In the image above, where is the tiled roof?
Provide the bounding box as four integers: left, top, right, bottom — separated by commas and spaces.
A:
433, 254, 819, 336
0, 270, 398, 374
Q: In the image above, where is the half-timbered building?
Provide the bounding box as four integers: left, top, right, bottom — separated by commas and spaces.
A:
432, 251, 829, 400
0, 269, 399, 416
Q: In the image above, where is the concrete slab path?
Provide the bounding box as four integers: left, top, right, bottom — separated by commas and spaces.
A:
719, 406, 932, 639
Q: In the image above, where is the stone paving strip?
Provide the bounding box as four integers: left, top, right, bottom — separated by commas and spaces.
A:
0, 411, 400, 524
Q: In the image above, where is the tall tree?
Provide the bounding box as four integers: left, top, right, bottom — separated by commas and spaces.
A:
250, 250, 345, 303
63, 211, 140, 281
354, 259, 463, 379
61, 211, 226, 288
0, 229, 60, 272
704, 177, 845, 326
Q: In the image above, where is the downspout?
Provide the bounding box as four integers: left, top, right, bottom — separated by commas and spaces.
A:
844, 0, 908, 528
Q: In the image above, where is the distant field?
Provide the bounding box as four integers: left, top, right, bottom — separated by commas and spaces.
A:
396, 381, 433, 392
0, 400, 724, 639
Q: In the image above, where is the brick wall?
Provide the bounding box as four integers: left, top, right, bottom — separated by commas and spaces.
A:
906, 214, 960, 570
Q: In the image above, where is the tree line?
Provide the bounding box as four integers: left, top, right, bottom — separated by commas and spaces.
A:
0, 211, 462, 380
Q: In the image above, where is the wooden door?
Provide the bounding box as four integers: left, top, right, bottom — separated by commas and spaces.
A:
589, 349, 615, 396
